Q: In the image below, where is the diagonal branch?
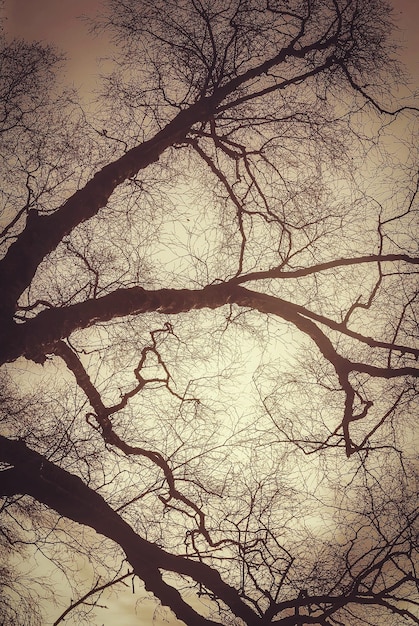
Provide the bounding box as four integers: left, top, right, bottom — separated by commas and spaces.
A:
0, 434, 261, 626
0, 30, 343, 326
51, 339, 233, 550
53, 571, 133, 626
339, 63, 419, 116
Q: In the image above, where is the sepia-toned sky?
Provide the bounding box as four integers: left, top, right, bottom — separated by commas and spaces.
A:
3, 0, 419, 91
2, 1, 418, 625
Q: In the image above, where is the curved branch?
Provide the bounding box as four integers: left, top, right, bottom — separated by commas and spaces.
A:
0, 98, 215, 322
339, 63, 419, 115
0, 434, 261, 626
51, 339, 233, 550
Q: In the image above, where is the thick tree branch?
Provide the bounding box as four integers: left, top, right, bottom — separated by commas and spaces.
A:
3, 283, 419, 378
0, 98, 214, 322
1, 2, 418, 623
6, 281, 416, 457
0, 32, 342, 326
2, 435, 415, 624
0, 434, 261, 626
0, 284, 234, 364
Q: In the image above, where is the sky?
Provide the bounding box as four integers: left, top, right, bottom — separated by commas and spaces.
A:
3, 0, 107, 93
2, 1, 418, 625
3, 0, 419, 91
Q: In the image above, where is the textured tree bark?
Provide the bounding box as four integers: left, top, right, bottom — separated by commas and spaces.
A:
0, 99, 214, 324
0, 283, 315, 364
0, 283, 235, 363
3, 283, 419, 381
0, 434, 262, 626
0, 36, 340, 326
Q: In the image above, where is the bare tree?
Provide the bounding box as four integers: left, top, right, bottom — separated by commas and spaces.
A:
0, 1, 418, 624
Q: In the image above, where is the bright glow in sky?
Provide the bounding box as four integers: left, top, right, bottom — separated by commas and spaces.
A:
2, 1, 418, 624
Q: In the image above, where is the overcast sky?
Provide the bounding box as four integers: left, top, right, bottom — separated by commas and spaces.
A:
2, 1, 418, 625
3, 0, 419, 93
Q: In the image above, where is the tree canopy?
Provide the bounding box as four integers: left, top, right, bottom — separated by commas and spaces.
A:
0, 1, 418, 624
